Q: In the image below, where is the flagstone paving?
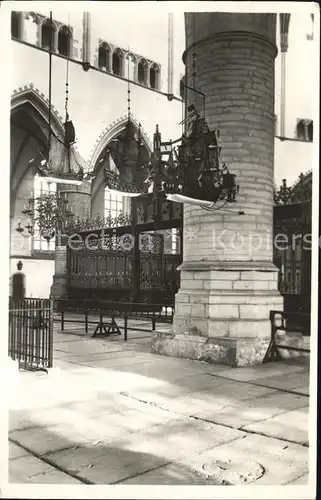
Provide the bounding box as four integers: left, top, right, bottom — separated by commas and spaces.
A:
8, 327, 312, 486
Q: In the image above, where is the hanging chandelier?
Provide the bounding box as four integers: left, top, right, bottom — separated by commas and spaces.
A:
17, 188, 74, 241
103, 119, 149, 197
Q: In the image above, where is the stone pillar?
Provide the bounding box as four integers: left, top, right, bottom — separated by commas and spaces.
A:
108, 50, 113, 73
53, 28, 59, 53
82, 12, 91, 67
50, 180, 91, 299
145, 64, 150, 87
152, 13, 284, 367
18, 12, 24, 41
279, 14, 291, 138
133, 60, 138, 82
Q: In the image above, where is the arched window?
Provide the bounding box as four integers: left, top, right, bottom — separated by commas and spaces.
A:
138, 59, 147, 85
11, 11, 22, 40
25, 12, 38, 45
296, 120, 305, 140
296, 119, 313, 142
150, 64, 160, 90
33, 175, 56, 251
41, 18, 56, 51
112, 49, 123, 76
98, 42, 110, 71
58, 25, 72, 57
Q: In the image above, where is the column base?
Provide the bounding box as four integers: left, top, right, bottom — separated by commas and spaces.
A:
152, 329, 271, 367
151, 261, 287, 367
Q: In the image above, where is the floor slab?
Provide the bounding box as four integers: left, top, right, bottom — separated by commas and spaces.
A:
119, 433, 308, 485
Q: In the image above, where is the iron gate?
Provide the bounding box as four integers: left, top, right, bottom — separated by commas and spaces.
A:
8, 298, 53, 371
273, 201, 312, 314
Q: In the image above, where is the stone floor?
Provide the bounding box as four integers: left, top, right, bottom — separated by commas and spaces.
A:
7, 322, 312, 488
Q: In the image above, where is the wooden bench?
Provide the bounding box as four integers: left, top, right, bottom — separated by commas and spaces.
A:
263, 310, 310, 363
54, 298, 174, 341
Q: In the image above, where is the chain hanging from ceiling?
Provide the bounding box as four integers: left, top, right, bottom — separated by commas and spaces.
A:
35, 11, 84, 185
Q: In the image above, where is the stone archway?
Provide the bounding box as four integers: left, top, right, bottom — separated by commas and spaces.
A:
89, 116, 152, 218
10, 85, 65, 218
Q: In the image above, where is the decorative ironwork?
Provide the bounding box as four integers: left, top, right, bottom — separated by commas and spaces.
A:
8, 297, 53, 371
68, 250, 133, 290
273, 196, 311, 314
66, 211, 133, 233
274, 172, 312, 205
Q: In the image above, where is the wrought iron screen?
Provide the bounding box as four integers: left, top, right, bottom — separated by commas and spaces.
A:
68, 232, 133, 291
8, 298, 53, 371
139, 232, 164, 291
273, 201, 311, 313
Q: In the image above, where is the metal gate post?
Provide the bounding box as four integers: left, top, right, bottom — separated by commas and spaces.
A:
48, 298, 54, 368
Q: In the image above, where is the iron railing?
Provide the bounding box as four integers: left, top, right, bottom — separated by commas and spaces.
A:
8, 297, 53, 371
263, 310, 310, 363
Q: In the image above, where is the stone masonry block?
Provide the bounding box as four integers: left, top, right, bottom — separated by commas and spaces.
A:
175, 303, 191, 316
228, 319, 270, 338
208, 293, 283, 306
208, 304, 239, 319
175, 293, 190, 304
204, 280, 233, 290
180, 279, 204, 290
240, 271, 278, 281
239, 304, 281, 320
190, 303, 206, 317
268, 281, 279, 290
193, 271, 240, 281
233, 280, 270, 290
207, 320, 230, 338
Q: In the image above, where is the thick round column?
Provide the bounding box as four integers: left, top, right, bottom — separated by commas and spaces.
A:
183, 13, 277, 264
58, 180, 92, 221
152, 13, 283, 367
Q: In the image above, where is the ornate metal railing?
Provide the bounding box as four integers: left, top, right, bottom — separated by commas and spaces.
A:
8, 297, 53, 371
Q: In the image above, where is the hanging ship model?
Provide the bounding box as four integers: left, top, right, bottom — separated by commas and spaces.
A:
104, 105, 239, 208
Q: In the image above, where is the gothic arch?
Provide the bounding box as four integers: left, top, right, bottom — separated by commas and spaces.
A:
88, 114, 152, 171
11, 83, 65, 139
10, 85, 66, 217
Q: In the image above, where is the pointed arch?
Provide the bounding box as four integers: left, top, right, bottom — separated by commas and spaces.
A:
40, 17, 58, 51
58, 25, 73, 57
11, 84, 65, 139
88, 115, 152, 171
137, 57, 148, 85
98, 41, 111, 71
10, 85, 65, 217
112, 47, 125, 76
150, 63, 160, 90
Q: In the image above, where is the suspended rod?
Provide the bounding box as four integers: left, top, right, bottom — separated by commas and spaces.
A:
48, 10, 53, 158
